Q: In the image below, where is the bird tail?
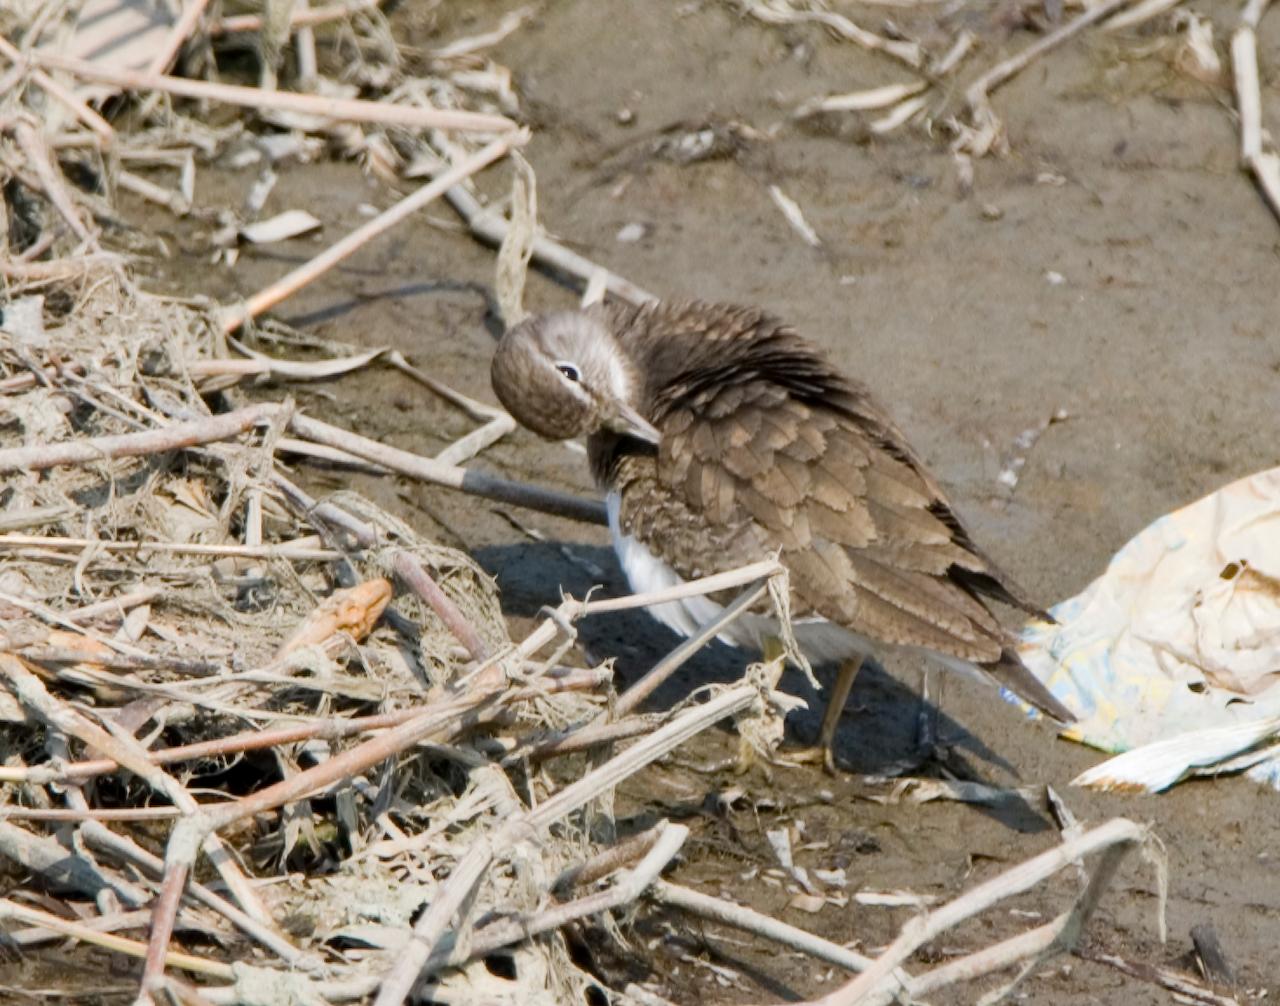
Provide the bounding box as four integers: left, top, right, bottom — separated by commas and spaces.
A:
988, 649, 1076, 723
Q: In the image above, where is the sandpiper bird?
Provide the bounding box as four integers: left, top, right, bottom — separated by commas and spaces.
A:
491, 300, 1074, 769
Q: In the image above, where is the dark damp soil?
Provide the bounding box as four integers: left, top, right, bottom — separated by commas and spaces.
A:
9, 1, 1280, 1001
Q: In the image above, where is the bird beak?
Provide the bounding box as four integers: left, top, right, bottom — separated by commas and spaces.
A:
608, 401, 661, 444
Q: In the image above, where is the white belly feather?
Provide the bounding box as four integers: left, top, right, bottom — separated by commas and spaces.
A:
605, 492, 874, 665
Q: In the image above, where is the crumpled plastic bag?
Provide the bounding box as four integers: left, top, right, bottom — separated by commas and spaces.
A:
1016, 465, 1280, 792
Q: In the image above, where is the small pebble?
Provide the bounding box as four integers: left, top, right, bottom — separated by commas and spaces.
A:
981, 203, 1004, 221
616, 107, 635, 125
1045, 270, 1066, 286
616, 222, 648, 243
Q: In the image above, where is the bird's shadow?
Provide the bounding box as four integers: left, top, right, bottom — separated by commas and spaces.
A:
474, 540, 1051, 833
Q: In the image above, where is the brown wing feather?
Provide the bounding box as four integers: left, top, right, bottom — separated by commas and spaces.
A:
595, 300, 1070, 721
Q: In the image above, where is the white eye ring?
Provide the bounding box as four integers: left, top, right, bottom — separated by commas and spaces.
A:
555, 361, 581, 383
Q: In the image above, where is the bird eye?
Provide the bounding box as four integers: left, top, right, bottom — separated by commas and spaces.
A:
555, 361, 581, 383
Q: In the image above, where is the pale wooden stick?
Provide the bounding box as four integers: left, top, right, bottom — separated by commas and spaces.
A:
1231, 1, 1280, 222
0, 899, 234, 980
0, 532, 334, 560
0, 655, 278, 991
385, 350, 507, 423
552, 822, 666, 893
1104, 0, 1184, 31
29, 50, 519, 134
0, 253, 122, 283
209, 0, 380, 36
372, 683, 760, 1005
652, 880, 879, 974
909, 838, 1134, 998
12, 119, 97, 245
517, 712, 660, 761
613, 580, 770, 716
389, 549, 489, 660
579, 559, 782, 615
817, 818, 1150, 1005
222, 132, 525, 332
117, 169, 191, 215
78, 820, 323, 971
419, 823, 689, 972
147, 0, 214, 75
0, 819, 150, 906
0, 689, 600, 784
0, 402, 278, 473
962, 0, 1133, 156
286, 411, 607, 524
277, 434, 392, 471
61, 581, 162, 619
0, 37, 114, 143
427, 142, 658, 305
1077, 948, 1241, 1006
434, 412, 516, 466
8, 908, 153, 947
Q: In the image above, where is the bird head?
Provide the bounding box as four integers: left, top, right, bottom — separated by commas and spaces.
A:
490, 309, 660, 444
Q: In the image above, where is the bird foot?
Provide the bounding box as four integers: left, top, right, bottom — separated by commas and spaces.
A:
779, 742, 840, 775
878, 742, 957, 779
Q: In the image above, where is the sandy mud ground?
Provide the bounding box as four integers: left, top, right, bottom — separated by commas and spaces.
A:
51, 0, 1280, 1001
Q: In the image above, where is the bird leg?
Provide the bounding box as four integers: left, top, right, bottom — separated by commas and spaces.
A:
788, 655, 863, 774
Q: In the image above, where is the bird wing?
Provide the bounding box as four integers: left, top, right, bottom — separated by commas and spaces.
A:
600, 302, 1072, 721
645, 374, 1012, 663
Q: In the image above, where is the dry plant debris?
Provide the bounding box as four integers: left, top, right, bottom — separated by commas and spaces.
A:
0, 1, 1187, 1004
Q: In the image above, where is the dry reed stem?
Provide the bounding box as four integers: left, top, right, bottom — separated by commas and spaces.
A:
63, 586, 162, 621
0, 704, 479, 784
27, 49, 518, 134
287, 411, 608, 524
209, 0, 380, 35
384, 350, 507, 423
740, 0, 922, 67
78, 820, 320, 969
8, 908, 153, 948
613, 579, 770, 716
0, 36, 115, 143
421, 822, 690, 973
0, 533, 337, 560
0, 654, 278, 996
222, 132, 525, 332
911, 840, 1134, 1000
1103, 0, 1184, 30
426, 140, 658, 305
961, 0, 1134, 157
373, 683, 761, 1005
1231, 0, 1280, 223
1076, 948, 1241, 1006
434, 412, 517, 465
0, 819, 150, 906
518, 712, 661, 761
652, 880, 880, 974
553, 822, 667, 894
117, 169, 192, 215
0, 898, 235, 980
222, 336, 386, 380
816, 818, 1154, 1004
0, 402, 278, 473
12, 118, 97, 246
147, 0, 214, 75
390, 549, 490, 660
